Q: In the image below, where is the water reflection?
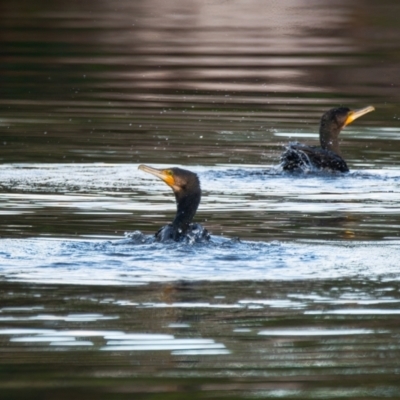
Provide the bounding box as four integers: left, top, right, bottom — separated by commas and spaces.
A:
102, 336, 228, 354
258, 328, 376, 336
1, 163, 400, 241
1, 236, 400, 284
0, 327, 228, 353
0, 312, 117, 322
1, 0, 400, 166
0, 280, 400, 398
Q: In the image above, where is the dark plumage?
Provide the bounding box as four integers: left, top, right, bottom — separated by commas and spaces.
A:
138, 165, 209, 242
280, 106, 375, 173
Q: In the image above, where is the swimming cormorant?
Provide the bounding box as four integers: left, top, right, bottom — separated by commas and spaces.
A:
280, 106, 375, 172
138, 164, 209, 242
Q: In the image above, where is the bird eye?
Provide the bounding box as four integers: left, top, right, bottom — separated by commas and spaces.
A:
165, 169, 174, 176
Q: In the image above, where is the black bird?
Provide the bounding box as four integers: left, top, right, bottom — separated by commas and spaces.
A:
280, 106, 375, 173
138, 164, 209, 242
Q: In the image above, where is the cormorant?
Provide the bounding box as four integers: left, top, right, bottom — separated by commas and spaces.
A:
280, 106, 375, 172
138, 164, 209, 242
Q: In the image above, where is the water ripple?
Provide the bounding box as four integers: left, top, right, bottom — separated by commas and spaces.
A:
0, 237, 399, 285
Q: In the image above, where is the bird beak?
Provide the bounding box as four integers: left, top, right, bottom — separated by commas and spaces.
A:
344, 105, 375, 127
138, 164, 175, 187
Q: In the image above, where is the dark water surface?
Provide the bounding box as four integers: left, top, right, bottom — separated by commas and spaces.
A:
1, 0, 400, 398
2, 280, 400, 399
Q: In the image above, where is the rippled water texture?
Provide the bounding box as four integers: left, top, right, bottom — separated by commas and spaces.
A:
1, 0, 400, 398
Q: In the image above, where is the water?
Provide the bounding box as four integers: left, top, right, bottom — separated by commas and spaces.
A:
2, 0, 400, 398
2, 280, 400, 399
1, 163, 400, 241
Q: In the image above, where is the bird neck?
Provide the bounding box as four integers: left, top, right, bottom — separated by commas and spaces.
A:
172, 191, 201, 234
319, 125, 341, 155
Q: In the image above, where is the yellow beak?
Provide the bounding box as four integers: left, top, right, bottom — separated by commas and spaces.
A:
344, 105, 375, 127
138, 164, 175, 187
